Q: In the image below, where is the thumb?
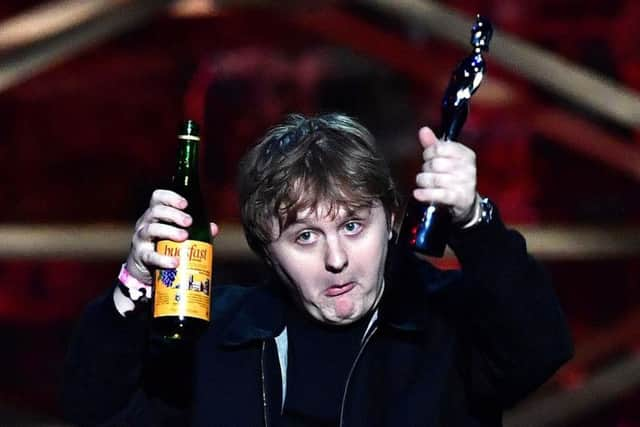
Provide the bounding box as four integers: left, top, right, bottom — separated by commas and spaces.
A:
418, 126, 438, 149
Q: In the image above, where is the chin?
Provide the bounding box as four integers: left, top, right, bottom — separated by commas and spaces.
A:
326, 306, 369, 325
309, 308, 358, 325
306, 294, 376, 325
328, 315, 358, 325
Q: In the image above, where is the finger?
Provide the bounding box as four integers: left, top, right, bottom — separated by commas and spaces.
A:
415, 172, 476, 191
424, 157, 478, 178
421, 157, 459, 174
423, 141, 476, 161
150, 189, 188, 209
421, 164, 477, 187
210, 222, 220, 238
412, 188, 457, 206
415, 172, 457, 189
141, 204, 192, 228
140, 250, 179, 270
137, 223, 189, 242
418, 126, 438, 149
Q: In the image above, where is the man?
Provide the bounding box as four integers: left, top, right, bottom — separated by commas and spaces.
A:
63, 113, 573, 426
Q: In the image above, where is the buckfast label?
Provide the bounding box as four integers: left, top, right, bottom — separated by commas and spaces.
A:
153, 240, 213, 321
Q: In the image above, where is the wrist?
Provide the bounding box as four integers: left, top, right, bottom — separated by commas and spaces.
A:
118, 263, 152, 303
460, 194, 494, 229
455, 193, 480, 227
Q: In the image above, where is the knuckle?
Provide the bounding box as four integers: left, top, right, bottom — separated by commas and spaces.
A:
132, 227, 145, 243
143, 223, 156, 239
150, 204, 163, 217
132, 227, 142, 241
140, 251, 151, 265
425, 159, 433, 171
143, 251, 157, 266
137, 221, 148, 234
133, 240, 147, 255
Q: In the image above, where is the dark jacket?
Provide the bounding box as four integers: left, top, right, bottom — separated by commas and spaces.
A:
63, 212, 573, 426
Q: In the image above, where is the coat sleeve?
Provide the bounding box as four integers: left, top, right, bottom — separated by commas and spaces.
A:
62, 285, 192, 426
446, 204, 574, 410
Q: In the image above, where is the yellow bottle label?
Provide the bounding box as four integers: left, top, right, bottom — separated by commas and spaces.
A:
153, 239, 213, 321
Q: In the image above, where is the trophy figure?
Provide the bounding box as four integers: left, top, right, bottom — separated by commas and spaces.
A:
398, 15, 493, 257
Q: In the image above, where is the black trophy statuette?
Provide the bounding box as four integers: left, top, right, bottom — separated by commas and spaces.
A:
398, 15, 493, 257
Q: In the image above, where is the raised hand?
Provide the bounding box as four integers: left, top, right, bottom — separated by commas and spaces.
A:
413, 126, 478, 223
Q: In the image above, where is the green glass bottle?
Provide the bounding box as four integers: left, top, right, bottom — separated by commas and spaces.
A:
153, 120, 213, 342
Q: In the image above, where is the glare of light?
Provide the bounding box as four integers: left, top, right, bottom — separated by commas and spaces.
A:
0, 0, 112, 51
170, 0, 217, 17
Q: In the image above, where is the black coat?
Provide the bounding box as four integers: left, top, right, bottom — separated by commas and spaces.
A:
63, 213, 573, 426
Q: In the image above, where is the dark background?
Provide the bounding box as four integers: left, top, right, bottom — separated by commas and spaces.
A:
1, 1, 639, 425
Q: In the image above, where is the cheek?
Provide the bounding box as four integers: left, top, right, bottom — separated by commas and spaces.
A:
272, 251, 320, 296
352, 237, 388, 289
372, 236, 389, 282
361, 233, 388, 266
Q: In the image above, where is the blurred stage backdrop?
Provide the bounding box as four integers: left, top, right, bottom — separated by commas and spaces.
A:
1, 0, 640, 425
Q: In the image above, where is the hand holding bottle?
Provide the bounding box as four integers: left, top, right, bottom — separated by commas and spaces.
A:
125, 189, 219, 285
413, 126, 478, 223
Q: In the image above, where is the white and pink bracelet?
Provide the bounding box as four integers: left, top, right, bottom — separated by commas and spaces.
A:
117, 263, 152, 303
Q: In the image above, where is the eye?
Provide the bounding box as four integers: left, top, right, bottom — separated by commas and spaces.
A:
296, 230, 317, 245
343, 221, 363, 235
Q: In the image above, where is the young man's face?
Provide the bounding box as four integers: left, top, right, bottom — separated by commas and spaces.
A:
267, 201, 392, 325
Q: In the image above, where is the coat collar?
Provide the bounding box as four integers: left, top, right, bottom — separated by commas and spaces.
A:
220, 248, 460, 346
377, 248, 461, 331
221, 284, 287, 346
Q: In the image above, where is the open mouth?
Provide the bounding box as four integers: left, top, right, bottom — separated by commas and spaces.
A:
325, 282, 356, 297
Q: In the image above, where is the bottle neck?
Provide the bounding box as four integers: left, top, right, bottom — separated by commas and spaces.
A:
174, 137, 200, 190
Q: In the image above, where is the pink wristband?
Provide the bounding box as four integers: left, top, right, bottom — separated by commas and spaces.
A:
118, 263, 152, 302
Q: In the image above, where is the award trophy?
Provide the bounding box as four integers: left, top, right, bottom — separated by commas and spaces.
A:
397, 15, 493, 257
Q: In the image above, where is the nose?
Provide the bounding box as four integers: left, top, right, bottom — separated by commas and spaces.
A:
324, 236, 348, 273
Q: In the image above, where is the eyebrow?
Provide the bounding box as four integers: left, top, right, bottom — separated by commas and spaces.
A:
287, 207, 372, 229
